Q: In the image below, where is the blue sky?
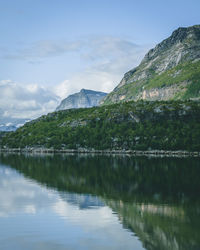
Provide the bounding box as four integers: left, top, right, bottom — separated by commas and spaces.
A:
0, 0, 199, 122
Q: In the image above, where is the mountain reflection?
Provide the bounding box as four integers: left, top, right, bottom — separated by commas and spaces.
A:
0, 153, 200, 250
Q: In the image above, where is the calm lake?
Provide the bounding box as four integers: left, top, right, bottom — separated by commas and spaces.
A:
0, 153, 199, 250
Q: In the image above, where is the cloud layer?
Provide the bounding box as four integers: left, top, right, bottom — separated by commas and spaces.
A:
0, 80, 59, 123
52, 36, 151, 97
3, 40, 82, 60
0, 36, 152, 123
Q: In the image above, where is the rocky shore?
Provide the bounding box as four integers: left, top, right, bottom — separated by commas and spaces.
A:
0, 147, 199, 157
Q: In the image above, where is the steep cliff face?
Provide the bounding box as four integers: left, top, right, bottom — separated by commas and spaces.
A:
102, 25, 200, 104
56, 89, 107, 111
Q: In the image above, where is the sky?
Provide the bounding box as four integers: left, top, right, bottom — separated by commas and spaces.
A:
0, 0, 200, 123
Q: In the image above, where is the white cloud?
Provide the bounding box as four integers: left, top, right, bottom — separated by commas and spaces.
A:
0, 80, 60, 123
53, 74, 113, 100
54, 80, 71, 99
0, 166, 58, 217
0, 36, 152, 122
3, 40, 83, 60
53, 71, 117, 99
53, 198, 115, 227
52, 36, 151, 97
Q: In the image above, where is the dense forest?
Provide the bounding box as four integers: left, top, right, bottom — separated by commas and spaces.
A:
1, 100, 200, 151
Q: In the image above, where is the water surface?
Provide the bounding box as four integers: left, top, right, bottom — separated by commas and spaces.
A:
0, 154, 199, 250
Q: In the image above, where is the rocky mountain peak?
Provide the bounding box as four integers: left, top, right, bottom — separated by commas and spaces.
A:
167, 25, 199, 43
142, 25, 200, 65
80, 88, 86, 93
102, 25, 200, 105
56, 89, 107, 111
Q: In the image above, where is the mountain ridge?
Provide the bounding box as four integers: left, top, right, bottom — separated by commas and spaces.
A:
102, 25, 200, 105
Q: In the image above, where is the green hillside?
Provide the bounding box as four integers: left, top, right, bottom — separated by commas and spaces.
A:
1, 100, 200, 151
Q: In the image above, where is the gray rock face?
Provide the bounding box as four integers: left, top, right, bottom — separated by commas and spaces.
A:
56, 89, 107, 111
102, 25, 200, 104
123, 25, 200, 85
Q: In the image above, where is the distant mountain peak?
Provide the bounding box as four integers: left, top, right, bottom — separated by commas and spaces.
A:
80, 88, 86, 92
56, 89, 107, 111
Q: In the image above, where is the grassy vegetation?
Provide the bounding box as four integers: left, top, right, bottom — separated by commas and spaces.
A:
1, 100, 200, 151
145, 60, 200, 95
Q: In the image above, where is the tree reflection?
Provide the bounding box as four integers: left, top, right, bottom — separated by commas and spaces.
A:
0, 153, 200, 250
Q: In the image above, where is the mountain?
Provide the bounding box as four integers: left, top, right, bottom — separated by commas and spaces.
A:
56, 89, 107, 111
102, 25, 200, 105
1, 26, 200, 151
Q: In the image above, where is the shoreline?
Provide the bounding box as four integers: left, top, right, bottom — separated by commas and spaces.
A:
0, 148, 199, 157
